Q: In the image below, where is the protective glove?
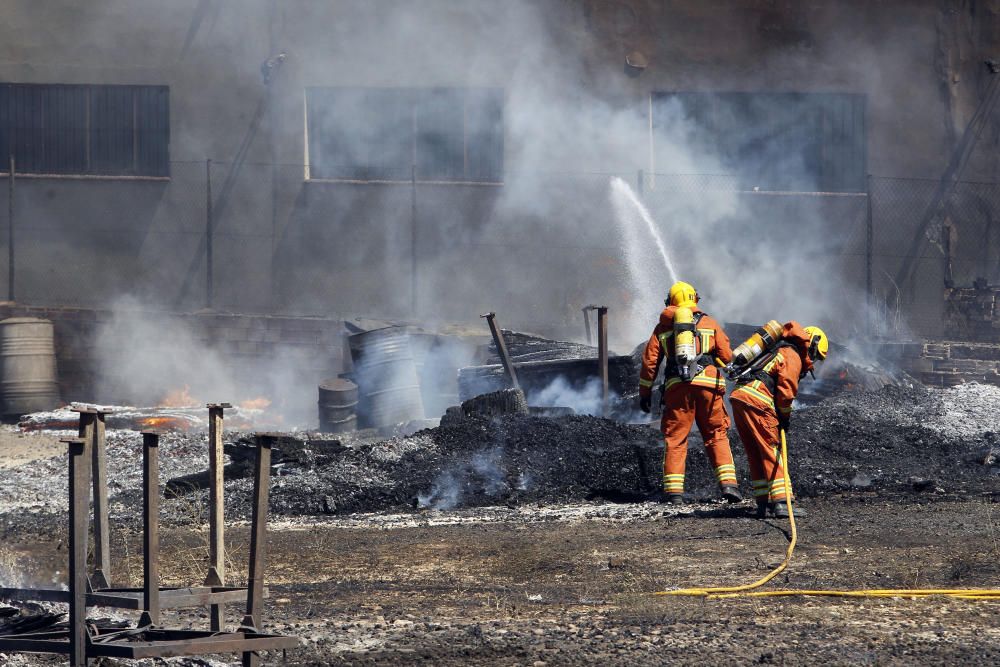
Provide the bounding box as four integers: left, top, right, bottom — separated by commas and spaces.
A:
777, 413, 790, 433
639, 394, 652, 414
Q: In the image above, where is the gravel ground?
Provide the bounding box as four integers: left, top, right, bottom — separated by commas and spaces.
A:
1, 382, 998, 534
1, 382, 1000, 665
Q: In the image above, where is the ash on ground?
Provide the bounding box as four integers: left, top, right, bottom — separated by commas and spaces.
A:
227, 383, 999, 519
1, 383, 998, 535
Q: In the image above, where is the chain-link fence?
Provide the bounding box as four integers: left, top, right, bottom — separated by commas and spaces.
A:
2, 160, 999, 341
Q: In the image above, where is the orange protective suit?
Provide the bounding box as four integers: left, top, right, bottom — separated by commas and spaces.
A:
730, 322, 814, 503
639, 306, 737, 495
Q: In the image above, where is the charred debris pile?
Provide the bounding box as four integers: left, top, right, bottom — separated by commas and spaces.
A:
211, 383, 1000, 519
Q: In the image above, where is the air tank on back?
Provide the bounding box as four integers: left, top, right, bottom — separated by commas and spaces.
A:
731, 320, 783, 369
673, 306, 697, 382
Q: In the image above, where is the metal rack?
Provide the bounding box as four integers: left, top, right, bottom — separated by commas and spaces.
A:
0, 406, 298, 666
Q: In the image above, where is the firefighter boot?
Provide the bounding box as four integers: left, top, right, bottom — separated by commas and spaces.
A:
755, 499, 768, 519
666, 494, 685, 505
721, 485, 743, 503
770, 501, 807, 518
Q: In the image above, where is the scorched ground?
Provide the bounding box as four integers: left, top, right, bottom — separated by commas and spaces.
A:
0, 382, 999, 665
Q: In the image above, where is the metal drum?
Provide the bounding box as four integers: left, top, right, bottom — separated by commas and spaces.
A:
348, 326, 425, 428
318, 378, 358, 433
0, 317, 60, 416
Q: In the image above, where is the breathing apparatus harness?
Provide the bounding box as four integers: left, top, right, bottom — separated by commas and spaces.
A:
668, 311, 715, 382
727, 326, 822, 390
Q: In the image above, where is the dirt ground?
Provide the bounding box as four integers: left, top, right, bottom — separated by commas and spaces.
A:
2, 383, 1000, 666
0, 430, 64, 469
4, 491, 1000, 665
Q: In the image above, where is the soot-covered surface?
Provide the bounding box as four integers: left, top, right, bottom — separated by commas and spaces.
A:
1, 383, 997, 532
217, 382, 1000, 520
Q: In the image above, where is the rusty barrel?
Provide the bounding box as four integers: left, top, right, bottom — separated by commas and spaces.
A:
348, 326, 425, 428
318, 378, 358, 433
0, 317, 60, 416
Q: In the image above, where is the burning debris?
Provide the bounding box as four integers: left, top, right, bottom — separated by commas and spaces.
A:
202, 382, 1000, 520
18, 402, 273, 433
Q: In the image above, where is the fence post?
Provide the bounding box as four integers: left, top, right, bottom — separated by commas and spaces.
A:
206, 158, 214, 309
8, 154, 13, 303
866, 175, 874, 337
411, 163, 417, 317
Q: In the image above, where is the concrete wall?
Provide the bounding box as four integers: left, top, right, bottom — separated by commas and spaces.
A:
0, 303, 343, 412
1, 1, 999, 343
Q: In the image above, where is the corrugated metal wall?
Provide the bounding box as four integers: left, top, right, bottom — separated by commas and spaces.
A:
653, 91, 866, 193
0, 83, 169, 177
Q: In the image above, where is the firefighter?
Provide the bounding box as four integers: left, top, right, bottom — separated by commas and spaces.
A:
730, 322, 828, 519
638, 281, 742, 505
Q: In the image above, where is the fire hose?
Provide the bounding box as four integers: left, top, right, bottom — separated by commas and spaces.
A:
652, 429, 1000, 601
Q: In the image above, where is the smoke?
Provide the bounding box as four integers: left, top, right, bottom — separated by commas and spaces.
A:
417, 446, 508, 510
527, 375, 650, 424
93, 296, 322, 427
288, 0, 871, 348
528, 376, 605, 417
417, 470, 461, 511
6, 1, 959, 387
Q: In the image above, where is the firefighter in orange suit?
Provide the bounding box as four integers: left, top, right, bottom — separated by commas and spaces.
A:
730, 322, 828, 519
638, 281, 742, 505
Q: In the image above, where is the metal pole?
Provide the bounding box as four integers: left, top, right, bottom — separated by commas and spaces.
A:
582, 305, 596, 344
66, 436, 89, 667
8, 154, 13, 302
480, 312, 519, 390
241, 434, 274, 667
411, 163, 417, 317
76, 409, 110, 589
866, 174, 874, 337
139, 432, 160, 627
205, 403, 231, 631
93, 411, 111, 589
206, 158, 213, 309
597, 306, 609, 409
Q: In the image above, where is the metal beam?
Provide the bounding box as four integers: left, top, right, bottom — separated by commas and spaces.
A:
75, 408, 111, 589
480, 312, 520, 390
65, 436, 89, 667
241, 433, 274, 667
140, 432, 160, 627
597, 306, 609, 410
205, 403, 231, 631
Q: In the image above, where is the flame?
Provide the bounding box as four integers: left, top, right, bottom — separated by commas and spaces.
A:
138, 416, 193, 431
158, 385, 199, 408
239, 397, 272, 411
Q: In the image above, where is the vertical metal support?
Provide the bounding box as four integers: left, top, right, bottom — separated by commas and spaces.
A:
241, 434, 274, 667
139, 432, 160, 627
206, 158, 214, 309
637, 168, 644, 198
7, 154, 14, 302
480, 312, 519, 390
205, 403, 231, 631
582, 305, 595, 345
597, 306, 609, 410
93, 410, 110, 589
76, 408, 110, 589
865, 174, 873, 336
66, 436, 89, 667
411, 163, 418, 317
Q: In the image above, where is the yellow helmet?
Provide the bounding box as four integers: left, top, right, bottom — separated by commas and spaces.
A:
803, 325, 829, 361
667, 281, 699, 308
